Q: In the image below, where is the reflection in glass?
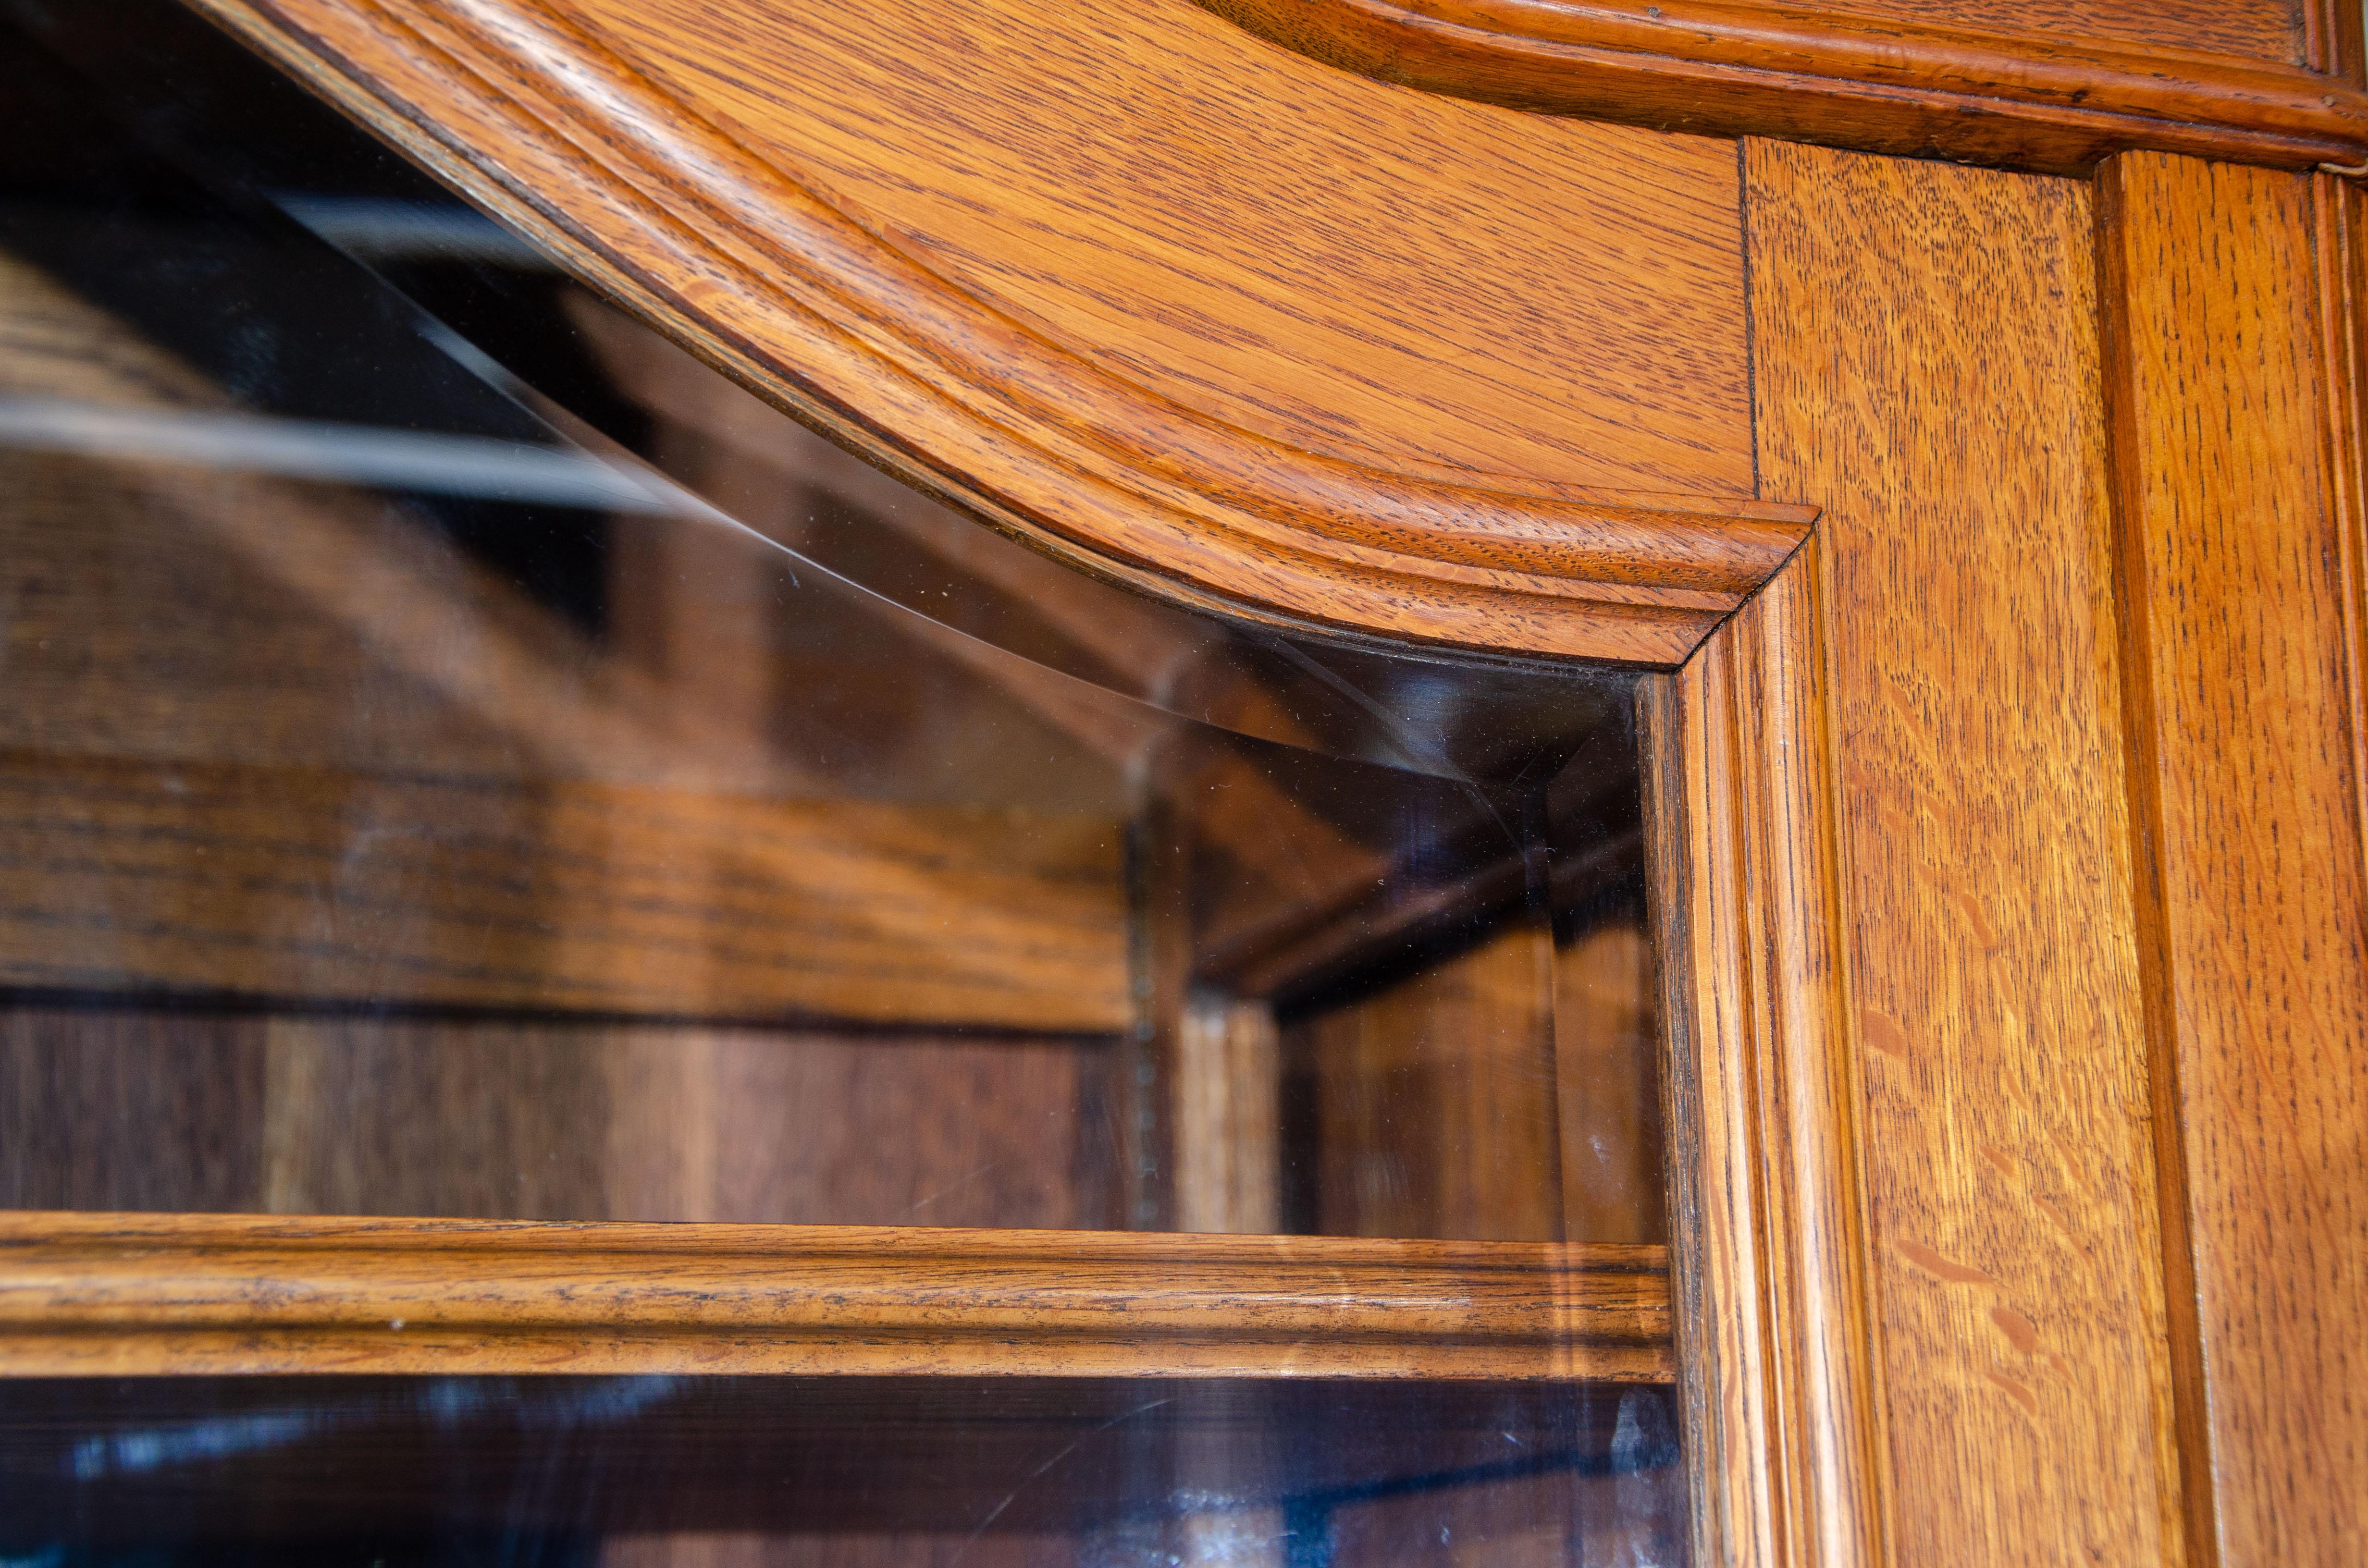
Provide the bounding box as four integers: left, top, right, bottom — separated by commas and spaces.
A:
0, 1376, 1689, 1566
0, 0, 1683, 1557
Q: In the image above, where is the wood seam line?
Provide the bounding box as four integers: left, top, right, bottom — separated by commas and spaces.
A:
1196, 0, 2368, 176
185, 0, 1813, 665
2092, 149, 2219, 1568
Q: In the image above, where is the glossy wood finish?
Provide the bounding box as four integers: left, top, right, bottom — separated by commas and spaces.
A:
1646, 545, 1882, 1568
0, 1213, 1672, 1382
184, 0, 1813, 666
2098, 151, 2368, 1567
1202, 0, 2368, 176
1740, 142, 2188, 1565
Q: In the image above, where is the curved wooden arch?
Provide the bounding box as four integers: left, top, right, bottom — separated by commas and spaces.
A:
1196, 0, 2368, 177
192, 0, 1813, 667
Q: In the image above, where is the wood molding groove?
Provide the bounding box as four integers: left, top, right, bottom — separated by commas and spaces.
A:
1646, 544, 1888, 1568
1198, 0, 2368, 176
184, 0, 1813, 667
0, 1212, 1673, 1382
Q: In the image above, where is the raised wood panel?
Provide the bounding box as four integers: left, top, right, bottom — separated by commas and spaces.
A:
0, 1213, 1673, 1382
576, 0, 1754, 499
2097, 150, 2368, 1567
1746, 142, 2184, 1564
188, 0, 1813, 663
1201, 0, 2368, 177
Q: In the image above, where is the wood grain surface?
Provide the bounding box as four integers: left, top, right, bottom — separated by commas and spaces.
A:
1290, 922, 1566, 1243
185, 0, 1814, 663
1552, 919, 1666, 1247
0, 748, 1125, 1030
1747, 141, 2186, 1565
1645, 544, 1884, 1568
1201, 0, 2368, 177
0, 1212, 1671, 1382
0, 1009, 1122, 1230
2098, 150, 2368, 1568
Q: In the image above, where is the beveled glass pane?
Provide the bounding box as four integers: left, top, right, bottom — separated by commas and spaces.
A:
0, 0, 1687, 1556
0, 0, 1667, 1249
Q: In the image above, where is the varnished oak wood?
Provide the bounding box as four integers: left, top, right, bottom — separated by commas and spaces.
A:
0, 1213, 1672, 1383
0, 749, 1126, 1032
1645, 544, 1884, 1568
1202, 0, 2368, 177
183, 0, 1814, 664
2098, 150, 2368, 1568
1741, 141, 2189, 1566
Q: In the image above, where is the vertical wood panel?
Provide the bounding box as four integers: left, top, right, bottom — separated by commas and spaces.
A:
0, 1009, 266, 1212
1746, 140, 2184, 1565
2098, 149, 2368, 1567
1647, 543, 1884, 1568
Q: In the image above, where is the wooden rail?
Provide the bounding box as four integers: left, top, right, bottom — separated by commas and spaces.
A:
0, 1212, 1673, 1382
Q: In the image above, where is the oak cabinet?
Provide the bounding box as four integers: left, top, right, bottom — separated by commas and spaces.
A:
0, 0, 2360, 1562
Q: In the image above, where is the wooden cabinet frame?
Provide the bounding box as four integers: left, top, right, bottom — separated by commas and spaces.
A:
5, 0, 2362, 1562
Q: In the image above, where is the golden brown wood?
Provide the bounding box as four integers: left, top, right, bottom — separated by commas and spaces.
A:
1200, 0, 2368, 177
1552, 920, 1666, 1245
0, 248, 1139, 1030
1173, 992, 1283, 1235
1292, 923, 1565, 1243
1644, 543, 1884, 1568
2097, 149, 2368, 1567
0, 748, 1126, 1032
184, 0, 1815, 664
1744, 140, 2190, 1566
0, 1212, 1672, 1382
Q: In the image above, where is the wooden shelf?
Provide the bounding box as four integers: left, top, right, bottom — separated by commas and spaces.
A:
0, 1213, 1671, 1382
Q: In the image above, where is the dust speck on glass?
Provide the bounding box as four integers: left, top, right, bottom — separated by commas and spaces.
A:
0, 0, 1687, 1559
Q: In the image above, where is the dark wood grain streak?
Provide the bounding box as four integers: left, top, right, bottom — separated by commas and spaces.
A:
182, 0, 1810, 664
2098, 149, 2368, 1568
0, 1212, 1671, 1382
1201, 0, 2368, 177
1645, 543, 1885, 1568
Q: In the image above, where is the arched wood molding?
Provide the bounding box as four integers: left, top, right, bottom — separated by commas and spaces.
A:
1196, 0, 2368, 177
188, 0, 1814, 667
